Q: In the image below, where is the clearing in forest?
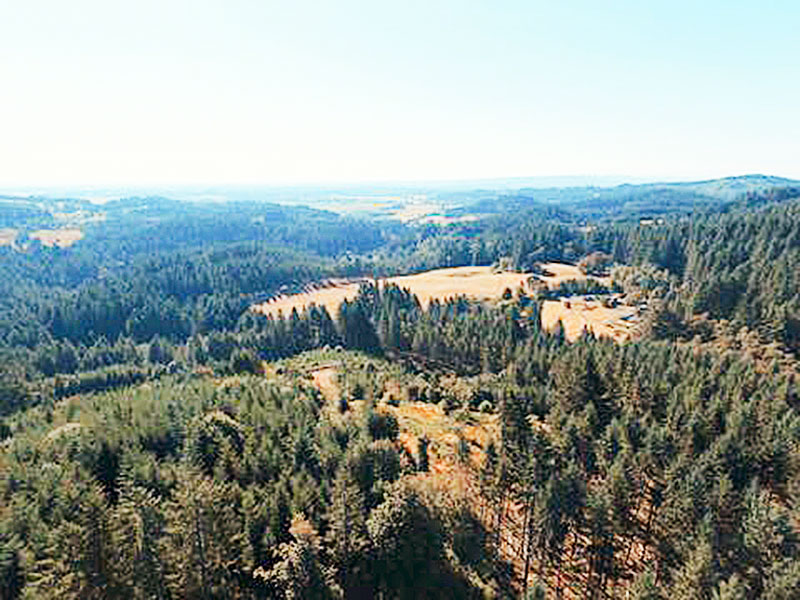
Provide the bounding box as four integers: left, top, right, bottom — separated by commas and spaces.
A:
29, 228, 84, 248
255, 262, 642, 345
540, 296, 640, 342
0, 228, 17, 247
533, 261, 611, 287
391, 401, 497, 475
310, 365, 340, 403
253, 263, 596, 319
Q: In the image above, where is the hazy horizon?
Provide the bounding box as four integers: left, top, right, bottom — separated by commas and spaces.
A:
6, 172, 798, 204
2, 1, 798, 186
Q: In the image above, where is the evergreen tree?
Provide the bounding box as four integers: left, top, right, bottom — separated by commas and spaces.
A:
161, 471, 248, 599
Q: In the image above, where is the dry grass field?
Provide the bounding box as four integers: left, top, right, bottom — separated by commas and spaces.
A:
29, 228, 84, 248
255, 283, 359, 320
541, 296, 639, 341
386, 266, 532, 306
253, 265, 538, 318
534, 261, 611, 288
253, 262, 639, 343
0, 228, 17, 247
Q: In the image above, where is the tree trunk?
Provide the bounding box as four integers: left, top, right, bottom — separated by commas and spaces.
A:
194, 504, 209, 599
522, 500, 534, 594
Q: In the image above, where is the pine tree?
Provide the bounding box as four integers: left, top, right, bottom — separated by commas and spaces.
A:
417, 435, 430, 472
671, 536, 715, 600
0, 526, 23, 600
325, 470, 370, 596
265, 515, 331, 600
108, 481, 168, 599
367, 484, 446, 599
161, 471, 248, 598
629, 570, 664, 600
25, 484, 114, 599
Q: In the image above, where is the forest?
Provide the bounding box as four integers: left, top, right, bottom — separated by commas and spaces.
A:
1, 175, 800, 598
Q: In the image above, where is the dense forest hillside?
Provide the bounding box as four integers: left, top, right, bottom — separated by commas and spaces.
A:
2, 177, 800, 598
454, 174, 800, 220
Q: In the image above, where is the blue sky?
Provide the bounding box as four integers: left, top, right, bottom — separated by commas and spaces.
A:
1, 0, 798, 186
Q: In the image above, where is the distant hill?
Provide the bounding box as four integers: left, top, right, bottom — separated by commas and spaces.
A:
457, 174, 800, 220
3, 174, 800, 227
0, 197, 49, 227
660, 174, 800, 199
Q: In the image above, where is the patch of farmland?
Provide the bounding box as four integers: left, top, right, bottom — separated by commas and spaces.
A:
541, 296, 640, 341
253, 265, 537, 319
252, 261, 639, 344
534, 261, 611, 288
254, 282, 359, 320
0, 228, 17, 247
29, 228, 84, 248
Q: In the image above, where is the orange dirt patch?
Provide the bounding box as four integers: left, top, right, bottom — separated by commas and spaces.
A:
541, 296, 639, 342
388, 401, 498, 476
397, 430, 419, 457
462, 421, 495, 448
310, 366, 340, 403
394, 401, 443, 422
29, 228, 84, 248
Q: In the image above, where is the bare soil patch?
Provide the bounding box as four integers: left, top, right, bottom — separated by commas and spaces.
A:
310, 366, 340, 403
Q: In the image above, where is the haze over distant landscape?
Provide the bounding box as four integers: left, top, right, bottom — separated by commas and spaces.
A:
5, 3, 800, 600
1, 0, 799, 187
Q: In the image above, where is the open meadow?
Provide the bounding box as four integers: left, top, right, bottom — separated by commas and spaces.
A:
253, 262, 605, 317
253, 265, 538, 318
29, 228, 84, 248
0, 228, 17, 247
540, 296, 640, 341
253, 261, 635, 342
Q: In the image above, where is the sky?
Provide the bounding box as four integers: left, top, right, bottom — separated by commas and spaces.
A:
1, 0, 799, 187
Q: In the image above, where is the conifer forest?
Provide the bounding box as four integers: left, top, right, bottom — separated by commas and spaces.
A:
2, 177, 800, 599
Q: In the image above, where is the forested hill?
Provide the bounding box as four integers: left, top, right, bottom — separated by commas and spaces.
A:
0, 195, 402, 283
2, 178, 800, 399
0, 195, 410, 413
455, 174, 800, 220
2, 177, 800, 598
